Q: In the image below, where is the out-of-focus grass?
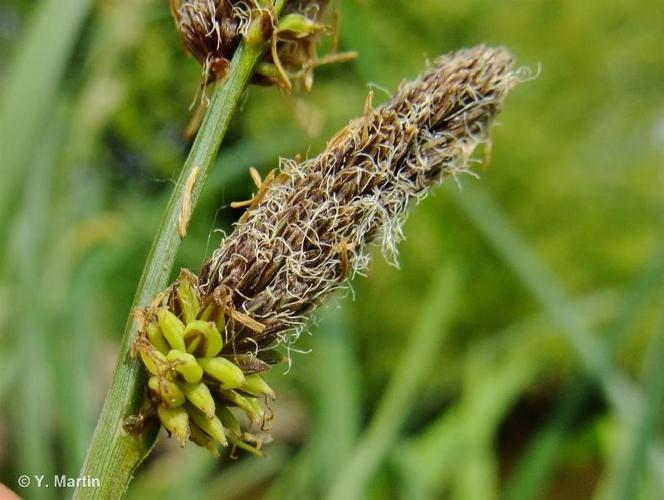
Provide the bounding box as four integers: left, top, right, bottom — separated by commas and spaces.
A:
451, 184, 664, 497
259, 305, 360, 500
0, 0, 93, 242
5, 108, 65, 500
451, 185, 651, 428
506, 240, 664, 500
309, 305, 361, 491
126, 446, 216, 500
396, 333, 536, 500
201, 446, 290, 500
606, 317, 664, 500
327, 267, 458, 500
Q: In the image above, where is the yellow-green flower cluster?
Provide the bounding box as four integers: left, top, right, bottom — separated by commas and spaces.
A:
135, 270, 275, 456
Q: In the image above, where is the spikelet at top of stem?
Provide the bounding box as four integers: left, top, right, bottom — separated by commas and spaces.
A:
198, 46, 522, 355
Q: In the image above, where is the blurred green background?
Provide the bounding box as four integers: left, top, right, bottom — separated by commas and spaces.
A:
1, 0, 664, 498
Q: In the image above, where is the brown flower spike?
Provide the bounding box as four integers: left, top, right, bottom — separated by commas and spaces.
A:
200, 45, 520, 349
136, 45, 521, 454
170, 0, 264, 84
172, 1, 353, 137
171, 0, 350, 90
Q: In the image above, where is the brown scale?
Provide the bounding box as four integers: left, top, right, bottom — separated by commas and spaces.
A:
170, 0, 247, 84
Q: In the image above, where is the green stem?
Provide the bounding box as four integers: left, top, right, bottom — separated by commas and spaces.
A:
75, 4, 284, 497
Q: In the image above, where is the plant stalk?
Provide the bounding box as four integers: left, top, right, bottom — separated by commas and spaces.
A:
75, 3, 284, 497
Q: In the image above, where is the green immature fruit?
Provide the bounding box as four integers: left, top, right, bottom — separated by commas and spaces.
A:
219, 390, 263, 424
157, 308, 186, 351
157, 405, 190, 446
180, 382, 216, 417
146, 323, 170, 354
242, 374, 275, 399
148, 376, 185, 407
277, 13, 325, 39
166, 349, 203, 384
189, 423, 220, 458
198, 357, 245, 389
199, 303, 226, 331
216, 406, 242, 440
176, 273, 200, 324
188, 405, 228, 447
137, 286, 273, 456
254, 62, 283, 83
139, 346, 168, 376
183, 320, 223, 357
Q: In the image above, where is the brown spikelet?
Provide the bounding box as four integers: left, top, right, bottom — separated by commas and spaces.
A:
170, 0, 257, 84
171, 0, 346, 90
173, 1, 350, 138
199, 45, 521, 351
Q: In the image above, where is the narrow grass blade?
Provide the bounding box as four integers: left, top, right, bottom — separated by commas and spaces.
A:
504, 378, 592, 500
505, 240, 664, 500
450, 184, 664, 482
326, 267, 458, 500
451, 185, 636, 413
604, 316, 664, 500
203, 446, 289, 500
259, 306, 360, 499
401, 289, 617, 498
6, 112, 63, 500
454, 354, 535, 500
311, 304, 361, 491
395, 332, 537, 498
0, 0, 93, 239
53, 257, 103, 476
604, 238, 664, 346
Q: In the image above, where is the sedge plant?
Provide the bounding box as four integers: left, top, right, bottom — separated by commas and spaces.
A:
77, 1, 522, 497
